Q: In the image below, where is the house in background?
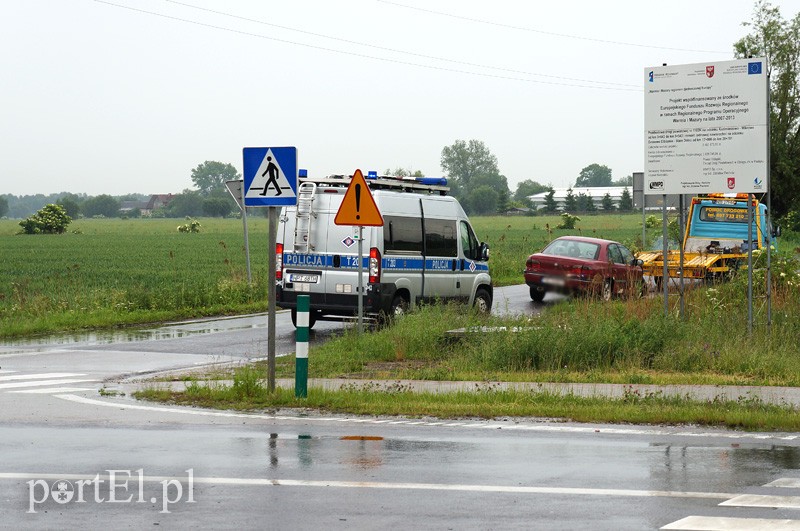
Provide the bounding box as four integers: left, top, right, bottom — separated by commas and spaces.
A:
119, 194, 174, 216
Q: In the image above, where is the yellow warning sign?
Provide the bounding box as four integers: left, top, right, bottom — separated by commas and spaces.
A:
334, 169, 384, 226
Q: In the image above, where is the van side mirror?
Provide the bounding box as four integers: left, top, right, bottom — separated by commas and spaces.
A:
632, 258, 644, 267
773, 226, 782, 238
480, 242, 490, 261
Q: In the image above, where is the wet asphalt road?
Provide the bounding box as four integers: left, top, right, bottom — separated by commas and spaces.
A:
2, 286, 800, 529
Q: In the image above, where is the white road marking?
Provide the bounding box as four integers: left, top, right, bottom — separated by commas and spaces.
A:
0, 372, 85, 382
0, 379, 97, 390
0, 370, 16, 374
766, 478, 800, 488
0, 472, 735, 499
720, 494, 800, 509
53, 394, 800, 444
662, 516, 800, 530
8, 387, 95, 394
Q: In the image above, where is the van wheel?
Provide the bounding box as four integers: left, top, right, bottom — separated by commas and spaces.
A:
290, 308, 316, 329
473, 288, 492, 313
530, 286, 546, 302
389, 295, 409, 319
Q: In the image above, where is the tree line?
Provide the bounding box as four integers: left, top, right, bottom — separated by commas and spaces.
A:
1, 161, 241, 219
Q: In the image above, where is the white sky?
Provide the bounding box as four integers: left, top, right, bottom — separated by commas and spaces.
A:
2, 0, 799, 196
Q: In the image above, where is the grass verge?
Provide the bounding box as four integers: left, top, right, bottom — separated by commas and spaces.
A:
133, 370, 800, 432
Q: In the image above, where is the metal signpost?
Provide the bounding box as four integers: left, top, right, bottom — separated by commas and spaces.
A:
333, 169, 384, 334
242, 147, 298, 391
644, 59, 769, 324
224, 179, 252, 284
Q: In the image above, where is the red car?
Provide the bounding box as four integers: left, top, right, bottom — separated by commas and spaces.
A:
524, 236, 644, 302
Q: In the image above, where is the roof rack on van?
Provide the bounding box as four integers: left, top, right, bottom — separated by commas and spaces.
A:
298, 173, 449, 196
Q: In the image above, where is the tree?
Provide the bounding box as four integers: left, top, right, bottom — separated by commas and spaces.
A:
167, 190, 204, 217
585, 194, 597, 213
576, 192, 589, 212
82, 194, 120, 218
440, 139, 500, 197
543, 188, 559, 213
466, 185, 499, 215
18, 204, 71, 234
514, 179, 548, 206
563, 187, 577, 212
203, 197, 233, 217
575, 163, 613, 187
56, 196, 81, 219
735, 1, 800, 218
383, 167, 424, 177
601, 193, 616, 212
613, 175, 633, 187
191, 161, 240, 196
470, 173, 510, 213
619, 187, 634, 212
0, 196, 8, 218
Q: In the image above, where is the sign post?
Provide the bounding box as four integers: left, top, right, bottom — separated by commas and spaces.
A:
224, 179, 252, 284
333, 169, 384, 334
243, 147, 298, 391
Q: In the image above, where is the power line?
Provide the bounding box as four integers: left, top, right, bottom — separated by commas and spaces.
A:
163, 0, 638, 89
378, 0, 730, 55
93, 0, 643, 91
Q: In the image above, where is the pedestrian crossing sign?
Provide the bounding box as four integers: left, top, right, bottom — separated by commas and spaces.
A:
242, 147, 298, 207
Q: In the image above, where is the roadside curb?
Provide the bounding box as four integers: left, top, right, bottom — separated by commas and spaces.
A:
120, 377, 800, 407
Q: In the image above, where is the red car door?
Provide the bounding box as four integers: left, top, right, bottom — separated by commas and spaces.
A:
607, 244, 630, 295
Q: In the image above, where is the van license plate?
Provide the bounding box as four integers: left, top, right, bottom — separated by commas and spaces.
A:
542, 277, 565, 287
289, 274, 319, 284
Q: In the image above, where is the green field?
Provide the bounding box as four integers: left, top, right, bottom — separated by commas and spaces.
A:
0, 213, 794, 338
0, 217, 271, 337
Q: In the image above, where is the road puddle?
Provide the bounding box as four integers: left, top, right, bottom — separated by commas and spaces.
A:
0, 315, 269, 353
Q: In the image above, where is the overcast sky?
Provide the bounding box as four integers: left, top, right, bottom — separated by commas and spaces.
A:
3, 0, 799, 197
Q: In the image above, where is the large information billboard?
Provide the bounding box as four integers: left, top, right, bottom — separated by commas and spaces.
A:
644, 58, 768, 195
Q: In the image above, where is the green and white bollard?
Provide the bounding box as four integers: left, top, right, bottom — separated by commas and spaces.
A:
295, 295, 309, 398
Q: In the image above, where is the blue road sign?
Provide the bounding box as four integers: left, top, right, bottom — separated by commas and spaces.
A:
242, 147, 298, 207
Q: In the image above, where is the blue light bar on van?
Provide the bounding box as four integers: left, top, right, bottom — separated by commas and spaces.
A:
367, 171, 378, 179
415, 177, 447, 186
299, 169, 308, 177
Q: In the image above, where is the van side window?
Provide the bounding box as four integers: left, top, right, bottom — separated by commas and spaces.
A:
384, 215, 423, 254
425, 219, 457, 257
460, 220, 479, 260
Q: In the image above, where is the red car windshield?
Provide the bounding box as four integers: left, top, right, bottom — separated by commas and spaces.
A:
541, 240, 600, 260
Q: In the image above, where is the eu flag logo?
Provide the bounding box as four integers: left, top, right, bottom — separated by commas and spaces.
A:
748, 61, 762, 75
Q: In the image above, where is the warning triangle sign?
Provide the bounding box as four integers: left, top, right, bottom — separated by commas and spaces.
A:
245, 148, 296, 200
334, 169, 384, 226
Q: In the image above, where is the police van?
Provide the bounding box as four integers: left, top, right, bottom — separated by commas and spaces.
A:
276, 172, 492, 328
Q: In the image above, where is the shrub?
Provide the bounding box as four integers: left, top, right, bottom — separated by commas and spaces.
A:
177, 219, 201, 233
18, 204, 72, 234
556, 212, 580, 230
780, 210, 800, 233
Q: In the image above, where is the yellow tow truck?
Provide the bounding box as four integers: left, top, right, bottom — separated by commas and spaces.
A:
638, 194, 778, 286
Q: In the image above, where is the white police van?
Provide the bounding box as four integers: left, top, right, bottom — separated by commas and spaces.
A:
276, 172, 491, 328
